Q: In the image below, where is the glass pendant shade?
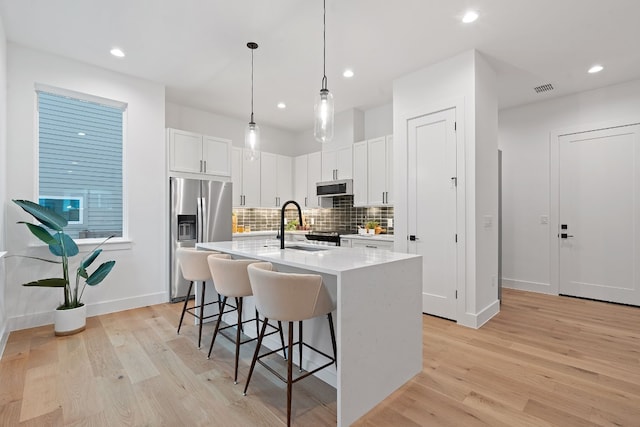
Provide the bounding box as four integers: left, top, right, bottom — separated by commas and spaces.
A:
244, 121, 260, 161
314, 88, 334, 143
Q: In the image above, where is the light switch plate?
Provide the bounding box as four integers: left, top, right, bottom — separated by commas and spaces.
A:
483, 215, 492, 227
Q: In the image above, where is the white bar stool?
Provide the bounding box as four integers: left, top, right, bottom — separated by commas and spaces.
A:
176, 248, 228, 348
244, 262, 337, 427
207, 255, 286, 384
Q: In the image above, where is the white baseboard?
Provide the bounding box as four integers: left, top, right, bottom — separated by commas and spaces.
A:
502, 278, 556, 295
7, 292, 168, 333
457, 299, 500, 329
0, 321, 8, 360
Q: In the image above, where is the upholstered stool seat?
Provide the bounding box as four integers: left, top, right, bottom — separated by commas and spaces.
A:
244, 262, 337, 427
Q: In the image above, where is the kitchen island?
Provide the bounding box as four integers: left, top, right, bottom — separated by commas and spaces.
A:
197, 239, 422, 426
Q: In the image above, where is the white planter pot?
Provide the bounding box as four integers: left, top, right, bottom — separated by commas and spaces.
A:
54, 304, 87, 336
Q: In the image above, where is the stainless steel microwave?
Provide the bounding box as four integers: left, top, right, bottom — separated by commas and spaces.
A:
316, 179, 353, 197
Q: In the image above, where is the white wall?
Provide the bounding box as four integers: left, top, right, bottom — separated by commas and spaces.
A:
364, 103, 393, 139
166, 102, 301, 156
393, 50, 499, 328
499, 78, 640, 293
5, 44, 167, 331
0, 16, 8, 352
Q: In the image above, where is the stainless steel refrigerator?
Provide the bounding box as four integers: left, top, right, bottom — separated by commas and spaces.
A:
169, 177, 232, 302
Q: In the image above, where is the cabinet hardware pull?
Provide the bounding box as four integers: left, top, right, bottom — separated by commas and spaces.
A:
203, 160, 207, 173
305, 196, 308, 207
366, 245, 377, 249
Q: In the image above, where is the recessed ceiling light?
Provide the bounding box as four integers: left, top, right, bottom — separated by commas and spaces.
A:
110, 47, 125, 58
343, 69, 354, 78
77, 132, 86, 136
277, 102, 286, 109
462, 11, 479, 23
588, 64, 604, 74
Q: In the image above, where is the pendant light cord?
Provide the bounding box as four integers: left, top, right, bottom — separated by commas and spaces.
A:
322, 0, 327, 90
250, 46, 255, 123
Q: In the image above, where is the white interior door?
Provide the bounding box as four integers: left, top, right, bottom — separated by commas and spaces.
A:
559, 124, 640, 306
408, 108, 457, 320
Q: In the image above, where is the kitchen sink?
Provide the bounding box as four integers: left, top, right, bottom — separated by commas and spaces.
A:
285, 245, 330, 252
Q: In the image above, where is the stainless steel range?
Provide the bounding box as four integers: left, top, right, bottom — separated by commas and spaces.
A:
305, 230, 355, 246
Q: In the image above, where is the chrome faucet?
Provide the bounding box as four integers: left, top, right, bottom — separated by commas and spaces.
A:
280, 200, 303, 250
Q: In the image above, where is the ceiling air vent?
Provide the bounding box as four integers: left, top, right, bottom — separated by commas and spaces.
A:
534, 83, 554, 93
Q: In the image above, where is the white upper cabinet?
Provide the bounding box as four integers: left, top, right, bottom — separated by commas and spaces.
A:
231, 147, 261, 207
353, 141, 368, 206
276, 155, 293, 205
306, 152, 323, 208
353, 135, 393, 207
168, 128, 231, 176
294, 155, 308, 206
321, 146, 353, 181
261, 153, 293, 207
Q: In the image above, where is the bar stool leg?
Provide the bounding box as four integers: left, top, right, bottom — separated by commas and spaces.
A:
243, 316, 270, 396
234, 297, 244, 384
287, 321, 294, 427
278, 321, 287, 360
328, 313, 337, 366
177, 281, 194, 335
298, 320, 303, 372
208, 296, 228, 359
198, 281, 206, 348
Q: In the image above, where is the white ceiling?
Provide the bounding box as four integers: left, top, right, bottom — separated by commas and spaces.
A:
1, 0, 639, 132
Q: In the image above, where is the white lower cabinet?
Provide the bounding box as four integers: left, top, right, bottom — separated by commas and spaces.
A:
341, 237, 394, 251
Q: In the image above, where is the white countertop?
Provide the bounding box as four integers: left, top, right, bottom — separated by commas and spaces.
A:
340, 233, 395, 242
197, 239, 419, 275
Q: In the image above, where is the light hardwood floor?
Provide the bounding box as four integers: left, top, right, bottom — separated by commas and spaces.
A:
1, 288, 639, 426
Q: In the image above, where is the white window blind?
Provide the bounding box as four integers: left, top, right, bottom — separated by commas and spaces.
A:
37, 89, 125, 239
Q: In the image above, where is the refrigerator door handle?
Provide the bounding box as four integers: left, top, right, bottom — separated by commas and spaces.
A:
196, 196, 203, 242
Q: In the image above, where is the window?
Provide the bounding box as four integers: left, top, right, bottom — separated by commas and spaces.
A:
37, 87, 126, 239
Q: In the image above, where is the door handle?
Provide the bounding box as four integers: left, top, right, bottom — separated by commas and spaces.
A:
560, 233, 574, 239
408, 235, 419, 241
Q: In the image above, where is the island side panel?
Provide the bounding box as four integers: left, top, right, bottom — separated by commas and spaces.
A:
337, 256, 422, 426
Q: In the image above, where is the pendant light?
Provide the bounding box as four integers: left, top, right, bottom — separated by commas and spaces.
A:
313, 0, 334, 143
245, 42, 260, 161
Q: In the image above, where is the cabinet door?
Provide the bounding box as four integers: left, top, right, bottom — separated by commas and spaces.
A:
294, 155, 308, 207
336, 146, 353, 179
260, 152, 278, 207
351, 239, 394, 251
367, 137, 387, 205
307, 152, 322, 208
385, 135, 393, 204
321, 150, 337, 181
340, 238, 352, 248
170, 129, 202, 174
202, 136, 232, 176
353, 141, 368, 206
231, 147, 243, 207
277, 155, 293, 206
242, 149, 261, 207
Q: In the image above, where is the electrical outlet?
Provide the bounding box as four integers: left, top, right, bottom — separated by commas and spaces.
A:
310, 217, 315, 225
540, 215, 549, 225
387, 218, 393, 228
483, 215, 493, 228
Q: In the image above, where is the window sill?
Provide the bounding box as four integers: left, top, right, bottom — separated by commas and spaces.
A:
30, 238, 133, 252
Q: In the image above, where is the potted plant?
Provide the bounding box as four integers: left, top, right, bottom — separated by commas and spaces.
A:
365, 221, 380, 235
13, 199, 116, 336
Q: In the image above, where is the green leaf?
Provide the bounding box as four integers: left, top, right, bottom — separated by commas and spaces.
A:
49, 233, 79, 257
23, 278, 67, 287
18, 222, 57, 245
86, 261, 115, 286
13, 199, 67, 231
81, 249, 102, 269
77, 267, 88, 279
